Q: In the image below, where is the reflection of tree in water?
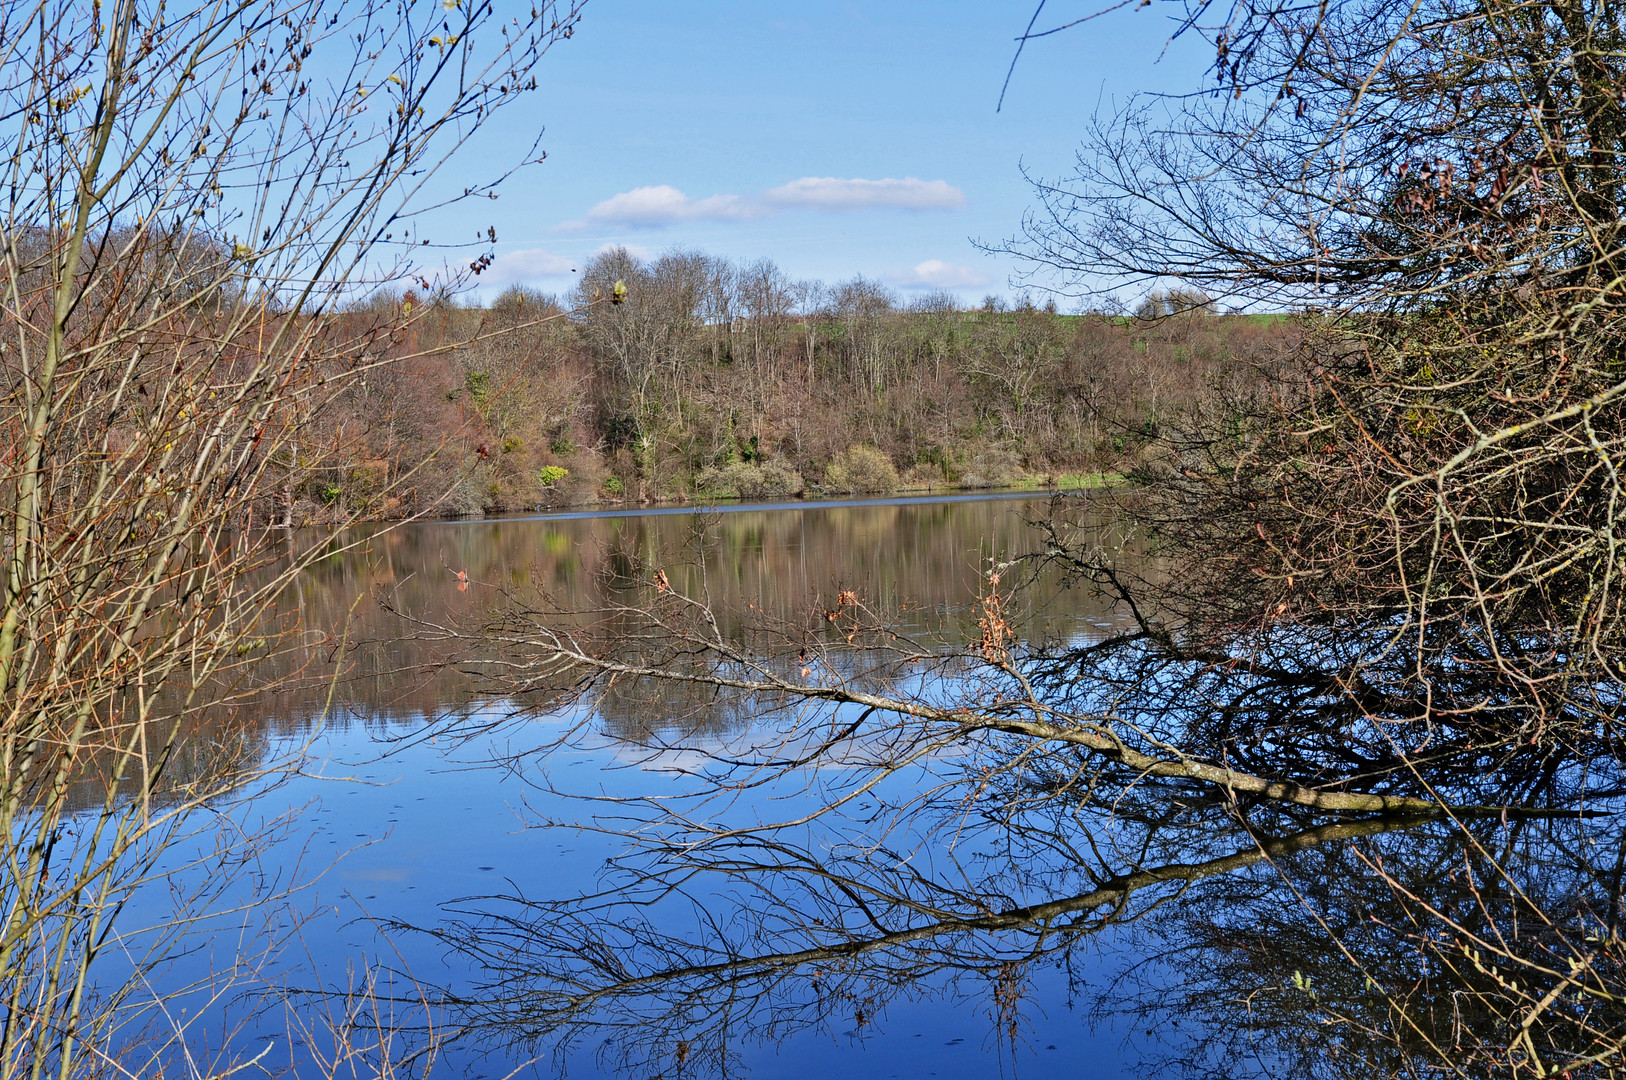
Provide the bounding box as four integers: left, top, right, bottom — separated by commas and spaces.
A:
56, 702, 277, 815
237, 497, 1108, 741
404, 777, 1625, 1078
1023, 633, 1619, 813
1112, 814, 1626, 1080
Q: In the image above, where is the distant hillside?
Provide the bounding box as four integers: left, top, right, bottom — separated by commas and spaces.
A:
290, 249, 1301, 522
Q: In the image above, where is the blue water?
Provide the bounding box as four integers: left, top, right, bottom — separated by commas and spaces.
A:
94, 493, 1156, 1077
108, 710, 1142, 1078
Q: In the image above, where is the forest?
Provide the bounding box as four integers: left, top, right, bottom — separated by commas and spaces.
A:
296, 248, 1295, 521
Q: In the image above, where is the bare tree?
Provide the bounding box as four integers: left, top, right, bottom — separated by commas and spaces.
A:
574, 247, 712, 496
829, 276, 898, 395
0, 0, 586, 1074
992, 0, 1626, 756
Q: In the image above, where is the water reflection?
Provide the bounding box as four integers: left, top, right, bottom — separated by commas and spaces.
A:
1118, 811, 1626, 1079
418, 805, 1409, 1074
99, 494, 1626, 1078
348, 495, 1626, 1079
252, 495, 1124, 734
115, 495, 1144, 1075
399, 779, 1624, 1080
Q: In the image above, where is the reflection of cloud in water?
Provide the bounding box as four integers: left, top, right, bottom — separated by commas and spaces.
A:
338, 866, 410, 882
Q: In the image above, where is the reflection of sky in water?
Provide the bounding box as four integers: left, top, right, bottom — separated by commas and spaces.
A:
83, 494, 1626, 1079
113, 714, 1141, 1078
103, 496, 1148, 1077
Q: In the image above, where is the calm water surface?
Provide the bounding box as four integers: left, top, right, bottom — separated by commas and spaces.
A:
105, 492, 1600, 1080
113, 494, 1156, 1078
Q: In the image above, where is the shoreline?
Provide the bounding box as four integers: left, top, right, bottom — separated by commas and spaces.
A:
417, 473, 1122, 526
422, 486, 1103, 527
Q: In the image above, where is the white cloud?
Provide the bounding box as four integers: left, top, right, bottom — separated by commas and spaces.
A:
763, 177, 965, 211
895, 259, 990, 289
561, 177, 966, 232
563, 185, 762, 232
483, 248, 576, 285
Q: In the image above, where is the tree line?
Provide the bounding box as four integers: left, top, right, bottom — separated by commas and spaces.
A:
295, 249, 1298, 521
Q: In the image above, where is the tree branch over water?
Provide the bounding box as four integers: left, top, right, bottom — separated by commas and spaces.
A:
413, 559, 1597, 819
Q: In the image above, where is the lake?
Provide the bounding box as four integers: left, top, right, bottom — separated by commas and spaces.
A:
95, 492, 1609, 1079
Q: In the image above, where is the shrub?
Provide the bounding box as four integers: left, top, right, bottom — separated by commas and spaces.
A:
901, 464, 945, 489
537, 465, 569, 487
604, 476, 625, 496
443, 476, 486, 517
822, 446, 899, 494
959, 449, 1023, 489
694, 461, 804, 500
693, 465, 737, 497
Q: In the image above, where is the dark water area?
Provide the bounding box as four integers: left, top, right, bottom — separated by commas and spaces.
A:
98, 493, 1623, 1080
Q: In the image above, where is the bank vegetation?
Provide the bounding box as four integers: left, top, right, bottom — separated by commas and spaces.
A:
283, 261, 1296, 520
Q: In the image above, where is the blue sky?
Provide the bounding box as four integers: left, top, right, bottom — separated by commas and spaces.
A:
439, 1, 1214, 305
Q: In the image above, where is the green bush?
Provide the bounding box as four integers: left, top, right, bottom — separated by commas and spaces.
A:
537, 465, 569, 487
604, 476, 625, 496
694, 461, 804, 500
822, 446, 899, 494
